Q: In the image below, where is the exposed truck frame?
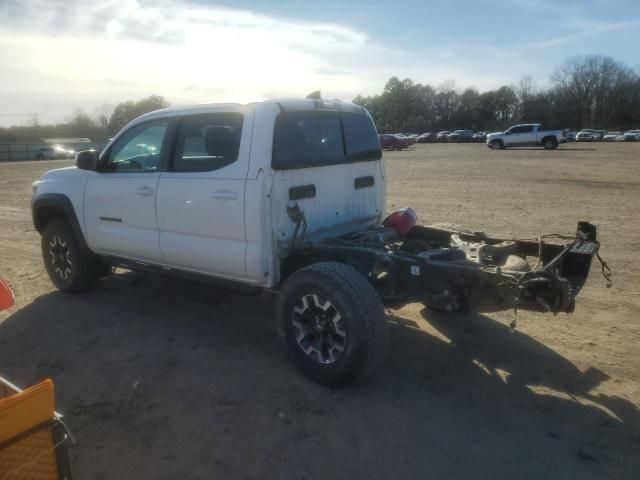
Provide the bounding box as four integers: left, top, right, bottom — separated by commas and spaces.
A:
282, 217, 600, 315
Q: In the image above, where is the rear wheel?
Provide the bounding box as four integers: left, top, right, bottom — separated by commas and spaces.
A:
542, 137, 558, 150
41, 219, 98, 293
276, 262, 388, 386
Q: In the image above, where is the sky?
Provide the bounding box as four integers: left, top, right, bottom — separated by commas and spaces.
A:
0, 0, 638, 126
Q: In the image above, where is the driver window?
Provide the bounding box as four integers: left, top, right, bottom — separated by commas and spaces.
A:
107, 120, 168, 172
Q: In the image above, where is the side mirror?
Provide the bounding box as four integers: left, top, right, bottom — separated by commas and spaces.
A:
75, 150, 99, 171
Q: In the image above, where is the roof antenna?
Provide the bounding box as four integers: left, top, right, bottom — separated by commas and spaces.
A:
306, 90, 321, 100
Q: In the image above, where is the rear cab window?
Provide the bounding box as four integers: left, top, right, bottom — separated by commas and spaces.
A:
272, 110, 381, 170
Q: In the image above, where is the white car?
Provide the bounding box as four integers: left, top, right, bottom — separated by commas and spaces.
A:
30, 98, 602, 386
623, 130, 640, 141
576, 129, 603, 141
602, 132, 623, 142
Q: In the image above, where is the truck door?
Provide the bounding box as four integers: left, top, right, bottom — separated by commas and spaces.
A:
155, 109, 253, 280
519, 125, 536, 146
503, 125, 526, 146
84, 119, 169, 263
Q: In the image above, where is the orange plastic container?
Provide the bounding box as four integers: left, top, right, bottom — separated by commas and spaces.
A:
0, 377, 72, 479
0, 280, 73, 479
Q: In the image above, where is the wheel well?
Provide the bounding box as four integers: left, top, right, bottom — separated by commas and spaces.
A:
32, 194, 90, 251
278, 247, 406, 305
33, 206, 67, 233
280, 249, 378, 285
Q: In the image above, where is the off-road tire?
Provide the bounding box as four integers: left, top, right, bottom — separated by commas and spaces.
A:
276, 261, 388, 387
489, 140, 504, 150
41, 219, 97, 293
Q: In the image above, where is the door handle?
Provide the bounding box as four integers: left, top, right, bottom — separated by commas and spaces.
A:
136, 186, 155, 196
211, 190, 239, 201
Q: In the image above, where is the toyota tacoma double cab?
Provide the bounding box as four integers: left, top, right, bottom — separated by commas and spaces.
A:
486, 124, 567, 150
31, 99, 602, 386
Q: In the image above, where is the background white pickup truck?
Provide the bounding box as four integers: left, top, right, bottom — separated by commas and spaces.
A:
31, 99, 599, 386
486, 124, 567, 150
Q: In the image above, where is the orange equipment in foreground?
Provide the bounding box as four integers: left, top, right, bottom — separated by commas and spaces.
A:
0, 279, 73, 479
0, 278, 13, 311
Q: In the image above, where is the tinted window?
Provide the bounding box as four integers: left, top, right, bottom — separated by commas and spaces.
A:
107, 120, 168, 172
173, 113, 243, 172
342, 113, 381, 160
519, 125, 534, 133
273, 111, 380, 170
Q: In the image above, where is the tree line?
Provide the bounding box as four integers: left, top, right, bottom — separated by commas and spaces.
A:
353, 55, 640, 133
1, 55, 638, 143
0, 96, 169, 143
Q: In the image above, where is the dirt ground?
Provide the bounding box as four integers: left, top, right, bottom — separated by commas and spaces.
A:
1, 143, 639, 479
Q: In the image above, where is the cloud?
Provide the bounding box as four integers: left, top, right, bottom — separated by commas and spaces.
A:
0, 0, 382, 123
0, 0, 542, 125
531, 18, 640, 49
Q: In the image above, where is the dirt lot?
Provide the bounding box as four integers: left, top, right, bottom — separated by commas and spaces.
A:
1, 143, 639, 479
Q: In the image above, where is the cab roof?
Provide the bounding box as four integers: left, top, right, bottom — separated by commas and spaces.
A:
135, 98, 365, 123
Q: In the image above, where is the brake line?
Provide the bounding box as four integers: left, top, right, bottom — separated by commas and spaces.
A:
595, 241, 613, 287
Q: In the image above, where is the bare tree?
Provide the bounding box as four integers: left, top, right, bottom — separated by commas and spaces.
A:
516, 76, 537, 122
552, 55, 638, 128
94, 104, 113, 130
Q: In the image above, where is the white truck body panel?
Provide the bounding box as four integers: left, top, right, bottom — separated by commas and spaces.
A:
33, 100, 384, 288
155, 108, 254, 280
84, 171, 163, 263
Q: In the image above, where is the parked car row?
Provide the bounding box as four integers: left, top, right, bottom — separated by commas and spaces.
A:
380, 126, 640, 151
415, 130, 488, 143
566, 129, 640, 142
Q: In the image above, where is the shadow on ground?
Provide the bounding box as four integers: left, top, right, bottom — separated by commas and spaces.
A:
1, 274, 638, 480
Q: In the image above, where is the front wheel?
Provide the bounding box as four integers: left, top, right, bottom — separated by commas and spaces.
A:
41, 219, 97, 293
489, 140, 504, 150
542, 138, 558, 150
276, 262, 388, 386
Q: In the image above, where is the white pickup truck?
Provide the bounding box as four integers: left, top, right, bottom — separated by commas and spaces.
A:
486, 124, 567, 150
31, 99, 600, 386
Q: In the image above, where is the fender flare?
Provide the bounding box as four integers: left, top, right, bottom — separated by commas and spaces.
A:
32, 193, 90, 251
